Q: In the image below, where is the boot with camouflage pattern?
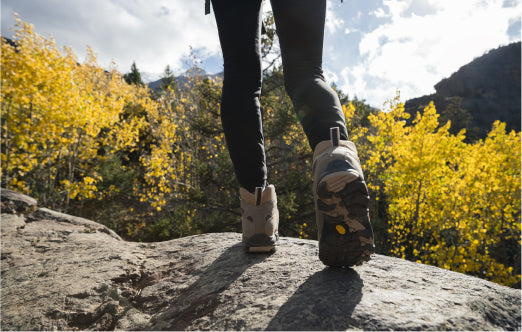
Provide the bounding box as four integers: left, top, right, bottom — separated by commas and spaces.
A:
312, 127, 375, 266
240, 185, 279, 253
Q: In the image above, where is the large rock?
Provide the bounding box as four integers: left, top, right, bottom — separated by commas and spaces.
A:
1, 189, 520, 330
1, 188, 37, 215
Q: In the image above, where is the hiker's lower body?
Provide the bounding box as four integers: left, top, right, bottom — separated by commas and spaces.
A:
211, 0, 347, 193
212, 0, 374, 261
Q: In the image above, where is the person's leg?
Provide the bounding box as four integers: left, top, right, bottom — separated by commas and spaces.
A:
211, 0, 266, 193
212, 0, 279, 253
270, 0, 348, 150
271, 0, 374, 266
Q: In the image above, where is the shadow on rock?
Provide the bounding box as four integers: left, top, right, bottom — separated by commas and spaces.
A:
151, 242, 272, 330
267, 267, 363, 331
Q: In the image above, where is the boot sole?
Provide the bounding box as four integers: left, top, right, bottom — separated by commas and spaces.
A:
243, 233, 278, 253
316, 172, 375, 267
248, 246, 276, 253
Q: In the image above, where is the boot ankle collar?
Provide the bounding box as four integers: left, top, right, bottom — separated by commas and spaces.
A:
240, 185, 276, 206
313, 139, 357, 162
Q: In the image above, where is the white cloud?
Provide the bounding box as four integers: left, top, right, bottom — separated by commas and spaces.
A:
2, 0, 521, 105
383, 0, 410, 18
1, 0, 221, 75
336, 0, 521, 105
326, 0, 345, 34
371, 7, 388, 18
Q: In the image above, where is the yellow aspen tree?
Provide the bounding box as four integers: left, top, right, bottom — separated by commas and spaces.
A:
365, 99, 520, 287
1, 18, 154, 209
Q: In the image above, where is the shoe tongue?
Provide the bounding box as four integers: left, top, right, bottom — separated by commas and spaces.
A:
240, 185, 275, 205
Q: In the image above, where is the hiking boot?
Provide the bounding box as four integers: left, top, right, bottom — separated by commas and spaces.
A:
312, 127, 375, 266
240, 185, 279, 252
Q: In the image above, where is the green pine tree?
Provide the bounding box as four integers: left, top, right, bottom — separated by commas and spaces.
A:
123, 61, 144, 86
160, 65, 178, 92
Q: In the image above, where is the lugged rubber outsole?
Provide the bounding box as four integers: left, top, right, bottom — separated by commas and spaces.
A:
243, 233, 278, 253
316, 173, 375, 267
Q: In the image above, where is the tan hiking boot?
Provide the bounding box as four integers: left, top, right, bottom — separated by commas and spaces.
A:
240, 185, 279, 252
312, 127, 375, 266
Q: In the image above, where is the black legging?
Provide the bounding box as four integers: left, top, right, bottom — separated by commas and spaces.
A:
211, 0, 348, 193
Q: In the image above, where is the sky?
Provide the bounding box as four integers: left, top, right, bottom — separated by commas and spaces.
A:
1, 0, 520, 107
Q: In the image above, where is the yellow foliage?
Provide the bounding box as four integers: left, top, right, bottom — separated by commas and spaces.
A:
2, 18, 126, 203
350, 94, 521, 287
1, 17, 181, 209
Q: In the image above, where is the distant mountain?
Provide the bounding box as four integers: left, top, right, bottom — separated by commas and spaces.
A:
147, 70, 223, 91
404, 42, 521, 140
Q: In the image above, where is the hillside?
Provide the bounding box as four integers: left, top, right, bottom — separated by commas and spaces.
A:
147, 69, 223, 91
405, 42, 521, 139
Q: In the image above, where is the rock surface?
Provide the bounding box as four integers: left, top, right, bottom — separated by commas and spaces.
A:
1, 189, 521, 331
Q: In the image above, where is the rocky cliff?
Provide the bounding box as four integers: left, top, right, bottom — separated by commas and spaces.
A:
405, 42, 521, 139
1, 188, 520, 331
